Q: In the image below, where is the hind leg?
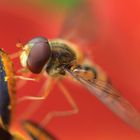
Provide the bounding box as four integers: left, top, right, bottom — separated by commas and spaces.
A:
40, 81, 79, 127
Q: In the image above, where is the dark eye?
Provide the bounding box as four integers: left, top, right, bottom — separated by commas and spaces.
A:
27, 36, 52, 74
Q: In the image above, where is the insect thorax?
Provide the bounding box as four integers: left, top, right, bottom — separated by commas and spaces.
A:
45, 39, 77, 76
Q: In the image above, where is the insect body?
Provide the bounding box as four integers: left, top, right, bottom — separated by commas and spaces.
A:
20, 37, 78, 76
19, 36, 140, 130
0, 49, 16, 130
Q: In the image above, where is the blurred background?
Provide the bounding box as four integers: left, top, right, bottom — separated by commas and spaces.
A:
0, 0, 140, 139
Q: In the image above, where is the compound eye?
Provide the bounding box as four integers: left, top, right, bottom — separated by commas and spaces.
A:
27, 37, 51, 74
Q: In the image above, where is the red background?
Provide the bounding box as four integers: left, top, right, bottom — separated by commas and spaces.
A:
0, 0, 140, 140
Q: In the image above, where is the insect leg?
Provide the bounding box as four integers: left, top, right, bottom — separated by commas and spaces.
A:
9, 50, 22, 59
58, 82, 79, 114
18, 78, 56, 119
4, 74, 37, 90
17, 77, 55, 102
40, 82, 78, 127
9, 42, 24, 59
16, 72, 33, 90
16, 66, 38, 89
13, 75, 37, 81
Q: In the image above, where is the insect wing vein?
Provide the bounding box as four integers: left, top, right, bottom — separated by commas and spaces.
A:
66, 68, 140, 130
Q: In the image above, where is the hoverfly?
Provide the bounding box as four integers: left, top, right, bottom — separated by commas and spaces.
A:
13, 1, 140, 131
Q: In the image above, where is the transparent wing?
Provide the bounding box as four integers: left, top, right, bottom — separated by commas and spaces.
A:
57, 0, 140, 131
59, 1, 97, 46
66, 68, 140, 131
